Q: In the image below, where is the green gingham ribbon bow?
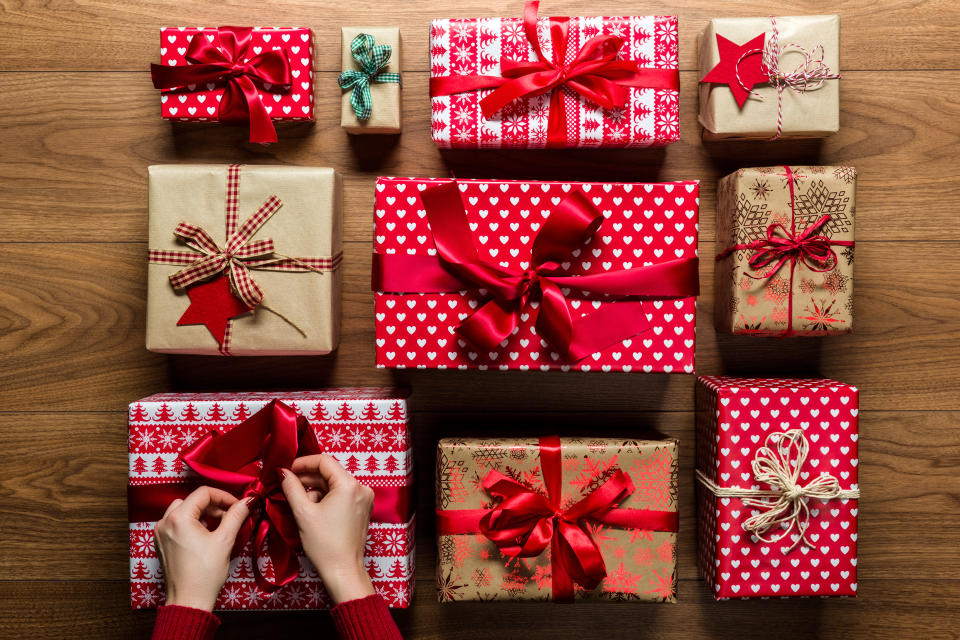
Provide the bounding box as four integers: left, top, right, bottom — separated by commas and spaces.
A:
338, 33, 401, 121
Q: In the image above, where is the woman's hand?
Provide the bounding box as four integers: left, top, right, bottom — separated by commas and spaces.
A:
154, 486, 250, 612
281, 454, 376, 604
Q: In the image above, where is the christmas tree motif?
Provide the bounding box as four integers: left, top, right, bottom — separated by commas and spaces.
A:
366, 558, 385, 580
386, 402, 405, 421
309, 402, 331, 422
205, 403, 227, 422
382, 454, 400, 475
364, 456, 381, 474
231, 403, 251, 422
233, 557, 254, 580
131, 560, 152, 580
132, 456, 148, 474
361, 402, 382, 421
130, 403, 150, 422
154, 403, 176, 422
179, 403, 201, 422
387, 558, 407, 579
171, 455, 187, 475
343, 455, 361, 475
152, 457, 167, 474
335, 402, 356, 421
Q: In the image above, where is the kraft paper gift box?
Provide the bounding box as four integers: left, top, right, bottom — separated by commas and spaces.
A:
147, 164, 343, 355
372, 177, 700, 372
714, 165, 856, 336
698, 16, 840, 140
128, 389, 415, 610
695, 376, 860, 599
152, 27, 315, 143
435, 437, 679, 602
430, 2, 680, 148
340, 27, 402, 134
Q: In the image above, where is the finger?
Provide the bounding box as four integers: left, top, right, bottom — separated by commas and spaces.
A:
162, 498, 184, 519
280, 468, 313, 514
304, 488, 322, 503
292, 472, 330, 492
216, 497, 251, 541
182, 486, 240, 520
290, 454, 353, 489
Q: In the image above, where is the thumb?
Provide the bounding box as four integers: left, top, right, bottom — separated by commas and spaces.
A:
216, 497, 251, 541
280, 469, 312, 515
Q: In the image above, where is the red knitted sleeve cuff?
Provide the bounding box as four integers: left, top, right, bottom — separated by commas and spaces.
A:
331, 594, 402, 640
152, 605, 221, 640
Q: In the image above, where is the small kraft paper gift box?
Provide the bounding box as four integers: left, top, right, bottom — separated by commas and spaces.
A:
151, 27, 315, 143
695, 376, 860, 599
128, 389, 415, 610
372, 177, 700, 372
147, 164, 343, 355
698, 16, 840, 140
430, 1, 680, 148
435, 436, 679, 602
714, 165, 856, 337
339, 27, 402, 134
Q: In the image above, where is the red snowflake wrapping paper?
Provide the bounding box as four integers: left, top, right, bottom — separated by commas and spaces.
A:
373, 177, 699, 372
429, 11, 680, 148
157, 28, 315, 124
436, 437, 679, 602
128, 389, 414, 610
696, 376, 859, 599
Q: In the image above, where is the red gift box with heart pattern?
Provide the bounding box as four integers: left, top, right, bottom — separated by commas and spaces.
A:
373, 177, 699, 372
157, 27, 315, 125
695, 376, 859, 599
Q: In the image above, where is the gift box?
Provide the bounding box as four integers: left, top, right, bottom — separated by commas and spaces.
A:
698, 16, 840, 140
147, 164, 343, 355
372, 177, 699, 372
152, 27, 315, 143
695, 376, 859, 599
435, 436, 679, 602
714, 165, 856, 336
128, 389, 415, 610
429, 1, 680, 148
340, 27, 402, 134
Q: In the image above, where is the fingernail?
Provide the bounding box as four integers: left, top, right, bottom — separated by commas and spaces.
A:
244, 496, 257, 506
279, 469, 288, 480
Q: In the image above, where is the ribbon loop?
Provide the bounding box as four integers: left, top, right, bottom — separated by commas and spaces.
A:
338, 33, 401, 121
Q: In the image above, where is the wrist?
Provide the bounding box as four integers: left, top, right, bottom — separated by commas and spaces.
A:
322, 561, 375, 604
166, 587, 218, 613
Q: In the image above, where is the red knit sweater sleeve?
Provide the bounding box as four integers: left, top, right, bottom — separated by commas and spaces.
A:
151, 605, 220, 640
331, 594, 402, 640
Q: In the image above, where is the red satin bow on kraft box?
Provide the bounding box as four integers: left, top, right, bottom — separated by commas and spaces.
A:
151, 27, 315, 143
435, 436, 680, 602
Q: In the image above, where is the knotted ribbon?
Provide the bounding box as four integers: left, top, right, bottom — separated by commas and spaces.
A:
715, 166, 853, 336
436, 436, 679, 602
338, 33, 401, 121
151, 27, 293, 143
372, 180, 699, 361
696, 429, 859, 554
429, 1, 680, 146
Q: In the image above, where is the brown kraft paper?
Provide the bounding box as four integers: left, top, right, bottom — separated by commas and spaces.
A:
341, 27, 402, 134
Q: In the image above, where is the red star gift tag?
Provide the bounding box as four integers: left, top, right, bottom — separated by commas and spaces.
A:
177, 275, 255, 346
701, 33, 768, 108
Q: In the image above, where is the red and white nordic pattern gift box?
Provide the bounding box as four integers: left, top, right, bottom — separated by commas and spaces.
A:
128, 389, 413, 610
430, 13, 679, 148
696, 376, 859, 599
157, 27, 315, 124
373, 177, 699, 372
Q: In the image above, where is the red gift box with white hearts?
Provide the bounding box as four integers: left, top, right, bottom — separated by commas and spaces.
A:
157, 27, 315, 124
373, 177, 700, 372
695, 376, 859, 599
128, 389, 414, 610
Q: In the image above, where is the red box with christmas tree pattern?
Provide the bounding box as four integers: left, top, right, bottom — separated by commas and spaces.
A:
128, 389, 414, 610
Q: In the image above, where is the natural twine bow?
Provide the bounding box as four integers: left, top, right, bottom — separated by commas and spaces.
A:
338, 33, 401, 121
697, 429, 859, 554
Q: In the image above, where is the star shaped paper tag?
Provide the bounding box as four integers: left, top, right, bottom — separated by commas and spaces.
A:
177, 275, 255, 345
701, 33, 768, 108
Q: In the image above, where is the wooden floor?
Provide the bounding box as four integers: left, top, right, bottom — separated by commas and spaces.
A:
1, 1, 959, 638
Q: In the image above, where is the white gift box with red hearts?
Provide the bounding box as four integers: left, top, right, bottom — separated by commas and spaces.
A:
696, 376, 859, 599
373, 177, 699, 372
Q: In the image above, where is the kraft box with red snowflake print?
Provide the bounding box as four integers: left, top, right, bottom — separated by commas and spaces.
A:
373, 177, 700, 372
128, 389, 414, 610
715, 166, 856, 336
695, 376, 860, 599
429, 2, 680, 148
435, 437, 679, 602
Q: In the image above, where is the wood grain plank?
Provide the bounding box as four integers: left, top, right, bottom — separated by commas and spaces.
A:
0, 71, 959, 242
0, 1, 956, 72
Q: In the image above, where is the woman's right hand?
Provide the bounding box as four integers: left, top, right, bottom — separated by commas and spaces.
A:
280, 454, 376, 605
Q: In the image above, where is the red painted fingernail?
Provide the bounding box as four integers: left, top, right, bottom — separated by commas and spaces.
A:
244, 496, 257, 506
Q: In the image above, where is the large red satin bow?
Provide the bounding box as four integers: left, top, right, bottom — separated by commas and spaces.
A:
151, 26, 292, 143
372, 180, 699, 361
429, 2, 680, 146
182, 400, 321, 592
436, 436, 679, 602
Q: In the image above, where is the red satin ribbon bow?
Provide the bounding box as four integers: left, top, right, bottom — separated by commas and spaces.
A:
151, 26, 292, 143
739, 214, 846, 281
436, 436, 679, 602
429, 2, 680, 146
373, 180, 699, 362
182, 400, 321, 592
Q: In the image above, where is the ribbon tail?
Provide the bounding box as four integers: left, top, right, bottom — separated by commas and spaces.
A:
221, 76, 277, 144
458, 297, 524, 353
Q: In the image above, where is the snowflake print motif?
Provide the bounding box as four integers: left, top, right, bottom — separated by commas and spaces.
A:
283, 584, 307, 609
605, 19, 628, 38
472, 567, 493, 588
368, 427, 388, 448
841, 245, 855, 266
381, 529, 406, 556
808, 165, 827, 174
501, 113, 526, 140
471, 442, 509, 468
438, 568, 467, 602
844, 296, 855, 317
654, 19, 678, 65
133, 583, 163, 608
794, 180, 852, 237
306, 583, 326, 608
799, 278, 817, 294
645, 568, 676, 601
501, 568, 530, 597
763, 275, 792, 306
392, 426, 407, 449
219, 584, 244, 608
634, 546, 654, 567
452, 104, 475, 129
778, 167, 807, 188
605, 106, 627, 123
530, 564, 552, 590
366, 527, 385, 555
244, 585, 265, 607
628, 448, 675, 510
733, 193, 771, 244
606, 125, 628, 143
823, 270, 849, 295
180, 427, 200, 448
136, 427, 157, 450
750, 178, 772, 200
833, 166, 858, 184
602, 562, 642, 595
439, 536, 457, 566
451, 23, 474, 46
347, 425, 366, 449
799, 297, 846, 333
437, 453, 469, 509
770, 306, 789, 324
502, 21, 526, 46
130, 529, 155, 557
388, 584, 409, 607
656, 539, 674, 564
324, 427, 347, 449
737, 315, 769, 335
158, 428, 179, 450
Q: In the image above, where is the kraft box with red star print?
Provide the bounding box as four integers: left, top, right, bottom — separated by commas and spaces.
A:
429, 3, 680, 149
696, 377, 860, 599
373, 177, 700, 372
436, 437, 679, 602
128, 389, 414, 610
714, 166, 856, 336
